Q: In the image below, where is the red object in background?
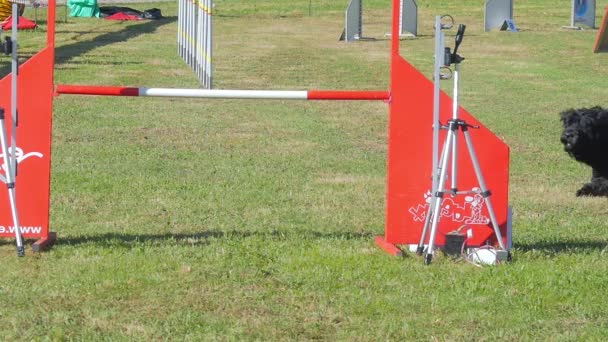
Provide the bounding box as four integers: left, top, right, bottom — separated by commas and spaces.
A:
0, 3, 55, 250
104, 12, 141, 21
593, 6, 608, 53
1, 16, 37, 30
375, 0, 510, 256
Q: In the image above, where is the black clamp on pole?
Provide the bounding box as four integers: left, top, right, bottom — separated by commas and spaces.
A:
2, 36, 11, 55
443, 24, 466, 66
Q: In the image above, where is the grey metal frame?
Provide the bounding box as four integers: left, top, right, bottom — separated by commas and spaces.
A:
484, 0, 513, 32
340, 0, 362, 41
570, 0, 596, 29
399, 0, 417, 36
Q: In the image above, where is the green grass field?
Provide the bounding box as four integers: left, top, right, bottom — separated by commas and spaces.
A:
1, 0, 608, 339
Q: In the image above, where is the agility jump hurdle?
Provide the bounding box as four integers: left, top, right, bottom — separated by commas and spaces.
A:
54, 86, 388, 101
178, 0, 212, 88
3, 0, 510, 258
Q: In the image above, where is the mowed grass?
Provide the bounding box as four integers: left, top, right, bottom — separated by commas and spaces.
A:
1, 0, 608, 339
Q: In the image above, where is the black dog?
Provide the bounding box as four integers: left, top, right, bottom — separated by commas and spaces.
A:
560, 106, 608, 196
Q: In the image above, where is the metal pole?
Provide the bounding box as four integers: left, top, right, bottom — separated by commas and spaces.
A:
424, 123, 457, 265
186, 0, 192, 68
570, 0, 575, 27
416, 16, 443, 255
178, 0, 183, 59
206, 0, 212, 88
450, 63, 459, 194
9, 3, 24, 256
432, 16, 442, 200
197, 0, 203, 85
201, 0, 206, 87
10, 4, 17, 174
461, 129, 507, 250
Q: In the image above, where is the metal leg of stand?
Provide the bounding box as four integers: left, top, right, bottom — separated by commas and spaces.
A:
449, 65, 460, 195
422, 119, 510, 264
3, 4, 25, 257
423, 125, 457, 265
416, 205, 432, 255
450, 129, 458, 194
461, 128, 506, 251
0, 109, 23, 256
417, 123, 453, 255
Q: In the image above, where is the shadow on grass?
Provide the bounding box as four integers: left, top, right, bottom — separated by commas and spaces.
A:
3, 233, 606, 255
0, 229, 376, 249
0, 16, 177, 76
55, 16, 177, 66
3, 234, 605, 255
514, 239, 608, 255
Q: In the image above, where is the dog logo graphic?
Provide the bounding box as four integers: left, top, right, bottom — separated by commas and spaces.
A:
0, 147, 43, 174
408, 187, 490, 225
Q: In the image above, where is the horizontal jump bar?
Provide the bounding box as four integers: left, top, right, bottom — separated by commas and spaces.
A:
55, 85, 390, 101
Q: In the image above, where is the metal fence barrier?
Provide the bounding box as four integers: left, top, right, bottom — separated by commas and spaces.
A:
178, 0, 212, 88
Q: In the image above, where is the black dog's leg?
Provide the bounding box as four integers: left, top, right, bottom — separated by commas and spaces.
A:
576, 183, 596, 196
576, 171, 608, 196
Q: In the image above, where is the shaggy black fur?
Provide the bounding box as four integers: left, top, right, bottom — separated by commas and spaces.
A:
560, 106, 608, 197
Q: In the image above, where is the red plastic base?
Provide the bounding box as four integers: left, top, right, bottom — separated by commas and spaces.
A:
31, 232, 56, 252
374, 236, 403, 257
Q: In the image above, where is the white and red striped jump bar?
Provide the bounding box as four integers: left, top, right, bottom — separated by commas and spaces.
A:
55, 85, 390, 101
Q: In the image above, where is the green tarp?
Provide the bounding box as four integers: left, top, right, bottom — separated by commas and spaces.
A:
67, 0, 100, 18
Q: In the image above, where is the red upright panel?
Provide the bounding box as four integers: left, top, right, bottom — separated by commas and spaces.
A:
0, 2, 56, 250
376, 0, 510, 255
0, 46, 56, 250
593, 6, 608, 53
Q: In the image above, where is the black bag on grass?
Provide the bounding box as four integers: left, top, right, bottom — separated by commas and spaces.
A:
143, 8, 163, 20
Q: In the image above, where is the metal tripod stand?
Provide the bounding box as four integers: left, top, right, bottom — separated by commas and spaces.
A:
0, 3, 25, 256
416, 22, 508, 265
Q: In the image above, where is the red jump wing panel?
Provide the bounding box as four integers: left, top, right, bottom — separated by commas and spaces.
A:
0, 46, 55, 249
379, 53, 510, 252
